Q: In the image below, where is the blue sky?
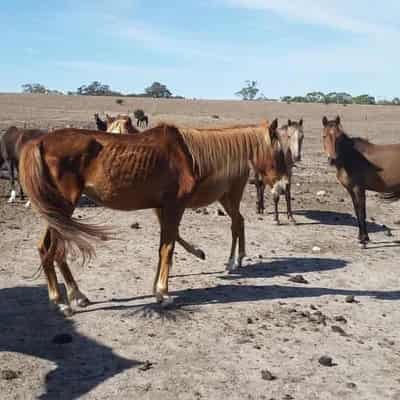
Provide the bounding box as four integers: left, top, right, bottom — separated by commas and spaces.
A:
1, 0, 399, 99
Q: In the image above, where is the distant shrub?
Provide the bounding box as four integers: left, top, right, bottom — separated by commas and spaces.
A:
116, 98, 124, 105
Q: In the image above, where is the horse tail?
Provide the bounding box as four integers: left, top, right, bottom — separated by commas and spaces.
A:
19, 140, 113, 265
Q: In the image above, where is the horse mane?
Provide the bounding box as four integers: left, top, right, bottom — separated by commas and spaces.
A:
175, 123, 272, 179
336, 132, 381, 173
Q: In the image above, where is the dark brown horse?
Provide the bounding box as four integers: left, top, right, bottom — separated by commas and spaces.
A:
254, 118, 304, 224
94, 113, 107, 131
19, 121, 288, 315
0, 126, 47, 203
322, 115, 400, 246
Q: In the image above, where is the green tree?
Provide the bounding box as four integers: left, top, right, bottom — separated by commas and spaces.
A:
77, 81, 120, 96
144, 82, 172, 98
21, 83, 48, 94
235, 80, 260, 100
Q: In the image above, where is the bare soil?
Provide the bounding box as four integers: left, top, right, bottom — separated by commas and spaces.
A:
0, 94, 399, 400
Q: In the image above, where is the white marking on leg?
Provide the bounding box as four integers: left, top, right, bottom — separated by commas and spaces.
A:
238, 252, 246, 268
8, 190, 16, 203
226, 256, 237, 272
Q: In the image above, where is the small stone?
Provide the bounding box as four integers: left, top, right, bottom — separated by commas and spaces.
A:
346, 382, 357, 389
139, 360, 153, 371
345, 295, 357, 303
318, 355, 334, 367
334, 315, 347, 324
130, 222, 141, 229
1, 370, 19, 380
247, 317, 254, 324
52, 333, 73, 344
316, 190, 326, 197
312, 246, 321, 253
217, 208, 226, 216
288, 275, 309, 284
331, 325, 348, 336
261, 370, 277, 381
202, 208, 209, 215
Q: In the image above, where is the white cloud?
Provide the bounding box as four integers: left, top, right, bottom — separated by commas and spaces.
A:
223, 0, 400, 36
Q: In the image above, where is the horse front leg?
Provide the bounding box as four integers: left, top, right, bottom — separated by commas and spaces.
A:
354, 186, 369, 245
153, 208, 205, 260
285, 182, 296, 225
254, 174, 265, 214
7, 160, 16, 203
347, 187, 369, 246
272, 192, 280, 225
153, 206, 184, 305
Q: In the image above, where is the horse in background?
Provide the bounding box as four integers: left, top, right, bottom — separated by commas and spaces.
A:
19, 121, 288, 315
322, 115, 400, 246
0, 126, 47, 203
254, 118, 304, 224
94, 113, 107, 131
106, 114, 140, 134
137, 114, 149, 128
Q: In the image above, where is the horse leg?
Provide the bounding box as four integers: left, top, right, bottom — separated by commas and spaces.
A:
273, 192, 280, 225
153, 209, 205, 260
15, 164, 25, 201
285, 181, 296, 225
354, 186, 369, 244
347, 186, 368, 245
38, 228, 73, 316
255, 174, 265, 214
7, 160, 16, 203
56, 256, 90, 308
153, 206, 184, 305
220, 184, 246, 272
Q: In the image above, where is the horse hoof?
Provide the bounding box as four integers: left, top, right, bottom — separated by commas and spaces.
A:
50, 302, 74, 317
273, 220, 280, 226
289, 218, 297, 225
359, 242, 367, 249
161, 296, 174, 308
76, 297, 91, 308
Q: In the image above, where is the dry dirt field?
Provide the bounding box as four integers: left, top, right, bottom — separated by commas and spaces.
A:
0, 94, 399, 400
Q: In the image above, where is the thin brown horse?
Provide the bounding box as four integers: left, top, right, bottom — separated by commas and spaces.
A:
322, 115, 400, 246
19, 121, 288, 315
0, 126, 47, 203
254, 118, 304, 224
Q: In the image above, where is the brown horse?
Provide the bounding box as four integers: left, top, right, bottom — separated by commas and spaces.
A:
254, 119, 304, 224
322, 115, 400, 246
106, 114, 140, 134
0, 126, 47, 203
19, 121, 288, 315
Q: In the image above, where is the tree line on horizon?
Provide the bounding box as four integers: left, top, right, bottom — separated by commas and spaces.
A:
20, 80, 400, 106
21, 81, 183, 99
234, 81, 400, 106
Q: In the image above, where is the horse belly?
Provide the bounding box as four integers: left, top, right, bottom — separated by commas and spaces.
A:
187, 178, 231, 208
83, 178, 165, 210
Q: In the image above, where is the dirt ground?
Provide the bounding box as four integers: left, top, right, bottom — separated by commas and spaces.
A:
0, 94, 399, 400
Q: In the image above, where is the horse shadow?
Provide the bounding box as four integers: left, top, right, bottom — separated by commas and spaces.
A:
296, 210, 387, 233
0, 285, 141, 400
83, 255, 400, 314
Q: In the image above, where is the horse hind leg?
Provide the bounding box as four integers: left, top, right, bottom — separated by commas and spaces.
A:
56, 254, 90, 308
38, 228, 73, 316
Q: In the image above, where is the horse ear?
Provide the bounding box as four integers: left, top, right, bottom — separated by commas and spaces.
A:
322, 116, 328, 127
288, 119, 292, 126
335, 115, 341, 125
299, 118, 303, 126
